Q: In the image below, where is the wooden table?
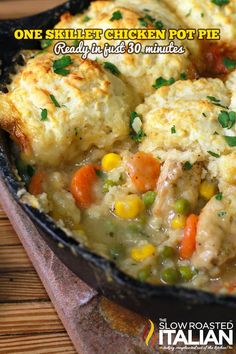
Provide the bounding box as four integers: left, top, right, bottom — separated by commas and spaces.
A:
0, 1, 76, 353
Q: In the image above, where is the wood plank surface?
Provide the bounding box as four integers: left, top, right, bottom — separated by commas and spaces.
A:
0, 333, 76, 354
0, 271, 48, 301
0, 302, 65, 335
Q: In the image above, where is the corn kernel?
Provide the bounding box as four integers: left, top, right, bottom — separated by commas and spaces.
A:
131, 244, 156, 262
199, 181, 216, 200
102, 153, 121, 171
114, 195, 144, 219
172, 215, 187, 229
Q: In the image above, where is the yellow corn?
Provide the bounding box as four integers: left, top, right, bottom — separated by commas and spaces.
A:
114, 195, 144, 219
172, 215, 187, 229
131, 244, 156, 262
102, 153, 121, 171
199, 181, 216, 200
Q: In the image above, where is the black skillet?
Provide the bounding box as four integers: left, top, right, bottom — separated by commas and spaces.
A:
0, 0, 236, 324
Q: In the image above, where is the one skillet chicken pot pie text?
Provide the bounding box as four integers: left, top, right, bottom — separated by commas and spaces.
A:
0, 0, 236, 295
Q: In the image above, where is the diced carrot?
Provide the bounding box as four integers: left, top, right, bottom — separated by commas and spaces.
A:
70, 164, 98, 209
179, 214, 198, 260
28, 171, 44, 195
127, 152, 160, 193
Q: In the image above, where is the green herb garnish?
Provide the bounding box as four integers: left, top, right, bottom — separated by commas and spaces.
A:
208, 151, 220, 158
129, 111, 146, 143
215, 193, 223, 201
207, 96, 228, 109
223, 57, 236, 70
171, 125, 176, 134
183, 161, 193, 170
153, 76, 175, 89
41, 39, 52, 49
211, 0, 229, 6
186, 9, 192, 17
96, 170, 106, 179
110, 10, 123, 21
40, 108, 48, 121
83, 15, 91, 22
53, 55, 72, 76
50, 94, 60, 108
224, 136, 236, 147
180, 72, 187, 80
154, 20, 164, 29
218, 110, 236, 129
218, 211, 227, 217
72, 39, 80, 46
103, 62, 120, 76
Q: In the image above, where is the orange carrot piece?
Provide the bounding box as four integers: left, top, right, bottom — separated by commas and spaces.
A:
127, 152, 160, 193
28, 171, 44, 195
70, 164, 98, 209
179, 214, 198, 260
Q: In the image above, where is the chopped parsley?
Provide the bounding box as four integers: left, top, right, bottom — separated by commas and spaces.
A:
40, 108, 48, 121
186, 9, 192, 17
218, 110, 236, 129
180, 72, 187, 80
110, 10, 123, 21
223, 57, 236, 70
207, 96, 228, 109
201, 13, 204, 17
41, 39, 52, 49
211, 0, 229, 6
72, 39, 80, 46
129, 111, 146, 143
139, 14, 163, 29
53, 55, 73, 76
139, 17, 149, 27
171, 125, 176, 134
96, 170, 106, 178
153, 76, 175, 89
224, 135, 236, 147
154, 20, 164, 29
202, 112, 207, 117
208, 151, 220, 158
50, 94, 60, 108
183, 161, 193, 170
74, 127, 78, 136
207, 96, 220, 103
218, 211, 227, 217
83, 15, 91, 22
215, 193, 223, 201
103, 62, 120, 76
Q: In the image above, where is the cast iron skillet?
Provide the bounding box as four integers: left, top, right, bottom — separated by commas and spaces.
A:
0, 0, 236, 324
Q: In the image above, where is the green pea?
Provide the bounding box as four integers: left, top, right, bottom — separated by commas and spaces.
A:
161, 246, 175, 259
174, 198, 190, 215
143, 191, 157, 208
103, 180, 117, 193
179, 265, 196, 282
137, 267, 151, 282
161, 267, 180, 284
